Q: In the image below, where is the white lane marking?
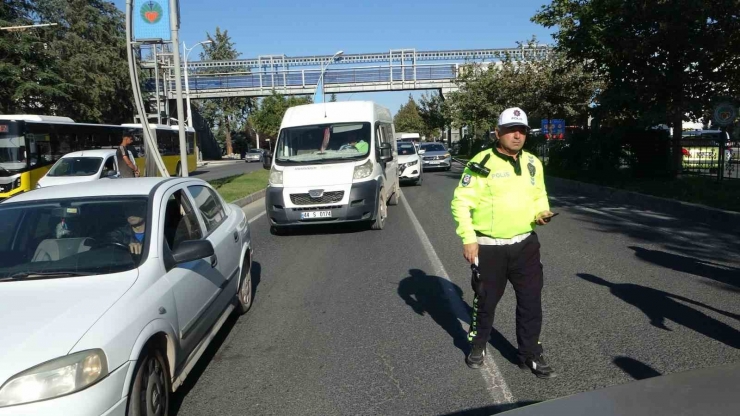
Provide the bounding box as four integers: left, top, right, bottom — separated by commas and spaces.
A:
249, 210, 266, 224
399, 191, 515, 404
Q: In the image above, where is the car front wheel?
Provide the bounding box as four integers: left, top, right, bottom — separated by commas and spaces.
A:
127, 346, 170, 416
235, 254, 253, 315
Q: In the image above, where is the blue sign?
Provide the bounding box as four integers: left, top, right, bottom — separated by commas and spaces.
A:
133, 0, 171, 42
552, 119, 565, 135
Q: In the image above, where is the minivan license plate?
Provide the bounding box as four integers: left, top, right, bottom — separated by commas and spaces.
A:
301, 211, 332, 219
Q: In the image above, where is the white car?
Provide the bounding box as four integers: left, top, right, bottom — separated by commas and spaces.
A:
36, 149, 122, 189
0, 177, 253, 416
397, 142, 423, 185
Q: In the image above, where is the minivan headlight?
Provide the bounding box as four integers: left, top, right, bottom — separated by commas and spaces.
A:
353, 159, 373, 180
269, 167, 283, 186
0, 349, 108, 407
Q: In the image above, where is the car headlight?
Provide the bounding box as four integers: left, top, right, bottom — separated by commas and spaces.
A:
408, 160, 418, 166
444, 153, 451, 159
269, 167, 283, 186
0, 349, 108, 407
353, 159, 373, 180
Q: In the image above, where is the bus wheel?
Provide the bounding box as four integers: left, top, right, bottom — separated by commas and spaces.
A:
176, 162, 182, 177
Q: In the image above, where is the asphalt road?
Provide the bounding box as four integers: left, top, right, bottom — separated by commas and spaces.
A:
190, 159, 264, 182
172, 164, 740, 416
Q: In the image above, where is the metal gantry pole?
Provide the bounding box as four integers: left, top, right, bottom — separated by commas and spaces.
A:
169, 0, 189, 177
125, 0, 168, 178
153, 45, 162, 125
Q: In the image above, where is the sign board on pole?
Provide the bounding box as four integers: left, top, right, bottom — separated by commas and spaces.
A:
133, 0, 171, 42
713, 102, 737, 127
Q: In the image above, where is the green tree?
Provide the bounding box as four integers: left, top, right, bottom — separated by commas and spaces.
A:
250, 91, 312, 145
533, 0, 740, 175
394, 95, 426, 137
0, 2, 62, 114
197, 27, 253, 156
419, 91, 451, 143
31, 0, 134, 123
446, 38, 600, 134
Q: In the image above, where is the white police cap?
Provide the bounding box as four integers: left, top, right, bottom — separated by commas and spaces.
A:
497, 107, 529, 129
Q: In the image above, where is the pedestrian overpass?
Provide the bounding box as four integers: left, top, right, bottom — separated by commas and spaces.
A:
142, 47, 549, 99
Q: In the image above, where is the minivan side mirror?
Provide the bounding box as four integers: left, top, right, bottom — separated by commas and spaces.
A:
171, 240, 215, 264
379, 143, 393, 162
262, 153, 272, 170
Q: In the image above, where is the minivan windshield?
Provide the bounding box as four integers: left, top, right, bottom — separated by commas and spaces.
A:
275, 122, 371, 164
0, 197, 149, 281
47, 157, 103, 177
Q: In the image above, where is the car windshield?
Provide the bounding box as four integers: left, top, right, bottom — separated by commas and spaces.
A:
398, 144, 417, 156
47, 157, 103, 177
0, 125, 27, 176
249, 149, 262, 153
421, 144, 446, 152
0, 197, 149, 280
275, 122, 371, 164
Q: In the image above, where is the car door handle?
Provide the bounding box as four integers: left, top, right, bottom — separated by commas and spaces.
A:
210, 255, 218, 268
233, 231, 239, 243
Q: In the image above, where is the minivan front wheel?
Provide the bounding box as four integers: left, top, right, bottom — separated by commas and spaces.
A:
371, 189, 387, 230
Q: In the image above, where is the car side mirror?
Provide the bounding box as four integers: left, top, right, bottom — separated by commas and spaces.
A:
171, 240, 214, 264
379, 143, 393, 162
106, 170, 119, 178
262, 153, 272, 170
418, 149, 426, 155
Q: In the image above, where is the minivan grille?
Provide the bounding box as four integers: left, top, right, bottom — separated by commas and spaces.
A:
290, 191, 344, 205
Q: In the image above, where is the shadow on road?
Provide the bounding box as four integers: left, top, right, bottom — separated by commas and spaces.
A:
169, 260, 263, 415
397, 269, 520, 363
613, 356, 662, 380
398, 269, 470, 354
550, 191, 740, 265
578, 273, 740, 349
436, 401, 539, 416
629, 246, 740, 289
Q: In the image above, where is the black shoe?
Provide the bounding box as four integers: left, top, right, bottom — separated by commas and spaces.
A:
519, 354, 557, 379
466, 344, 486, 369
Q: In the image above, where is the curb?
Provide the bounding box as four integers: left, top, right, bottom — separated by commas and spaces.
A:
546, 176, 740, 231
232, 188, 266, 208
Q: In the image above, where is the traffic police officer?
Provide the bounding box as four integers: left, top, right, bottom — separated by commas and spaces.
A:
451, 107, 556, 378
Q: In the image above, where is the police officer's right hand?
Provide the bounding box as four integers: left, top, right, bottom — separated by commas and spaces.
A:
463, 243, 479, 264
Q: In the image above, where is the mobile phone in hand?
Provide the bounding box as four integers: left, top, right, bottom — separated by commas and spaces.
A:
543, 213, 559, 223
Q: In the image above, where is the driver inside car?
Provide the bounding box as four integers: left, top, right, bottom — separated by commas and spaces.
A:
107, 205, 147, 255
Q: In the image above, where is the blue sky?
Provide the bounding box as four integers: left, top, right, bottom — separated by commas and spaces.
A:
113, 0, 555, 114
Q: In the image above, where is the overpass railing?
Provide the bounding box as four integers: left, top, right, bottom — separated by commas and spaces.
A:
144, 63, 458, 93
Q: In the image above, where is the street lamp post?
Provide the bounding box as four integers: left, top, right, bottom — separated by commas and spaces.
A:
316, 50, 343, 103
183, 40, 213, 129
183, 40, 212, 164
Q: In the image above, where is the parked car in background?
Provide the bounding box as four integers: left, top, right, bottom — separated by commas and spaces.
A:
419, 142, 452, 171
0, 177, 254, 416
397, 141, 422, 185
244, 149, 264, 163
36, 149, 121, 189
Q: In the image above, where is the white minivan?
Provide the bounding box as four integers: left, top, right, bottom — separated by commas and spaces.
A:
264, 101, 400, 233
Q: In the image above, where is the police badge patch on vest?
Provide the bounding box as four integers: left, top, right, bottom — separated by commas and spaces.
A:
527, 155, 536, 185
462, 174, 471, 186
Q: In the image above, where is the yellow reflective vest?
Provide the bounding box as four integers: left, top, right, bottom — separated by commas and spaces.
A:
451, 148, 550, 244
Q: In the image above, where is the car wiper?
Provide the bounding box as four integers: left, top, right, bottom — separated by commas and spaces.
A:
0, 271, 94, 282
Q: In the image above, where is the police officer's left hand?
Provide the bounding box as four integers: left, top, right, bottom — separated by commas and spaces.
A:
535, 210, 555, 226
